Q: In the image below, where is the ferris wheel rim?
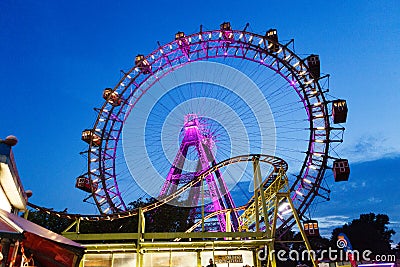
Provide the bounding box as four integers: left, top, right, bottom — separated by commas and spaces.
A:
85, 26, 332, 232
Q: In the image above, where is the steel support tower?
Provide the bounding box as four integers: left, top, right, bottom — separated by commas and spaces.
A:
159, 114, 239, 231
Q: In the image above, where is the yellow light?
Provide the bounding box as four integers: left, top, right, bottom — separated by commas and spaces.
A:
303, 178, 312, 184
278, 202, 290, 212
305, 79, 314, 85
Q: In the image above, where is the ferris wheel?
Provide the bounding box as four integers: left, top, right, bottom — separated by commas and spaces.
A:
76, 22, 349, 234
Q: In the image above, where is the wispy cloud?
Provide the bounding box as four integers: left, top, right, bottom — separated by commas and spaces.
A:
367, 197, 382, 204
341, 134, 400, 163
313, 215, 350, 229
312, 215, 350, 238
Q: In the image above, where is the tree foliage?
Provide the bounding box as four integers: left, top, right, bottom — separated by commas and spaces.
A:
26, 209, 72, 234
26, 197, 191, 234
262, 213, 397, 267
330, 213, 395, 256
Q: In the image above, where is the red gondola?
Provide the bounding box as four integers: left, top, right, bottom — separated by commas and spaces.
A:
333, 159, 350, 182
75, 176, 98, 193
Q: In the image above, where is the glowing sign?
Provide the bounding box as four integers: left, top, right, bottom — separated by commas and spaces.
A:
214, 255, 243, 263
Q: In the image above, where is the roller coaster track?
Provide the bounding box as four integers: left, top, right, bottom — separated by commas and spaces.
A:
177, 166, 287, 236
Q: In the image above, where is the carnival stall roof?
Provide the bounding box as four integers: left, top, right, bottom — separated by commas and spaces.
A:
0, 139, 27, 211
0, 209, 84, 267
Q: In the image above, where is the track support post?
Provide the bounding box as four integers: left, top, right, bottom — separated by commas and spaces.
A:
286, 195, 317, 267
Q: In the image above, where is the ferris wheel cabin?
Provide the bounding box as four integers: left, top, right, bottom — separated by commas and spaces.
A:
75, 176, 98, 193
135, 54, 152, 74
81, 129, 101, 147
333, 159, 350, 182
175, 31, 190, 54
303, 220, 320, 237
307, 55, 321, 80
220, 22, 234, 41
266, 29, 279, 53
103, 88, 122, 107
332, 99, 348, 124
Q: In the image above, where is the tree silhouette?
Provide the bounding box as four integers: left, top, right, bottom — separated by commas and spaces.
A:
395, 242, 400, 259
330, 213, 395, 257
26, 209, 72, 234
26, 197, 191, 235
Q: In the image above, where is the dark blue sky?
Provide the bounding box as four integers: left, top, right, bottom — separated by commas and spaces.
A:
1, 1, 399, 243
